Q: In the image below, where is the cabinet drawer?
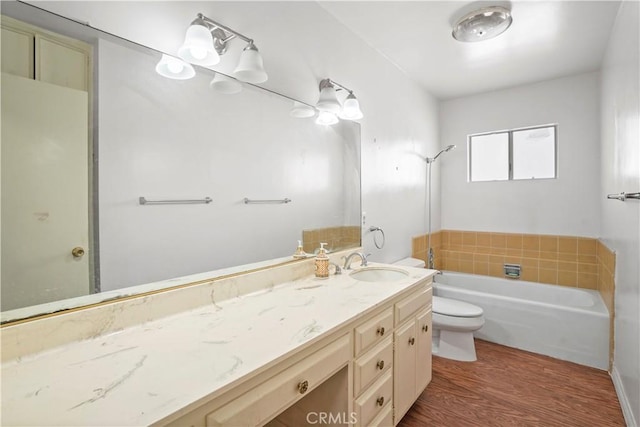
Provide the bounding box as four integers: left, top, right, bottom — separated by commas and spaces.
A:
354, 370, 392, 427
395, 285, 432, 326
368, 401, 393, 427
354, 307, 393, 356
206, 334, 350, 427
354, 336, 392, 397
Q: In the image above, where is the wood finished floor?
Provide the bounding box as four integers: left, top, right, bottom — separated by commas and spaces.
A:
398, 340, 626, 427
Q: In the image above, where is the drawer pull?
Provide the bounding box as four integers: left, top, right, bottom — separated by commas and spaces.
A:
376, 327, 385, 336
376, 396, 385, 407
298, 380, 309, 394
422, 324, 429, 333
376, 360, 385, 370
409, 337, 415, 346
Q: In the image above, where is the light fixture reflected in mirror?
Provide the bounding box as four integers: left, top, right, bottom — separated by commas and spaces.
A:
315, 111, 339, 126
157, 12, 267, 85
155, 54, 196, 80
209, 73, 243, 94
290, 101, 316, 118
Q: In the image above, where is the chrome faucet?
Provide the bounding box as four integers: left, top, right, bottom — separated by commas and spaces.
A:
342, 252, 369, 270
330, 262, 342, 275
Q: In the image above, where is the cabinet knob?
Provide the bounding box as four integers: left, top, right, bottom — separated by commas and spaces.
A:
376, 396, 385, 407
298, 380, 309, 394
422, 324, 429, 333
376, 360, 385, 370
376, 327, 385, 336
409, 337, 415, 346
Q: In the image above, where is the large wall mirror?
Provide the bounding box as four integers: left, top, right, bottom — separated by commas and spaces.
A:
0, 1, 361, 323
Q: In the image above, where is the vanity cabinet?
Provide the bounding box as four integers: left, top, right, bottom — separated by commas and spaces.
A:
163, 279, 433, 427
393, 286, 433, 423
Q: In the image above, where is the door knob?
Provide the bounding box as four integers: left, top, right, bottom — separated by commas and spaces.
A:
71, 247, 85, 258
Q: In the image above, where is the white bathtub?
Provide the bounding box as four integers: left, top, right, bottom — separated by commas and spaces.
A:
433, 271, 610, 370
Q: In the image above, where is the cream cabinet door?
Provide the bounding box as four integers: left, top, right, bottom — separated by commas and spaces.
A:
1, 73, 90, 311
393, 319, 417, 422
416, 308, 433, 393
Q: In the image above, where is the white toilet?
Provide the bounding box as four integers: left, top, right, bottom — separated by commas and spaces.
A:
394, 258, 485, 362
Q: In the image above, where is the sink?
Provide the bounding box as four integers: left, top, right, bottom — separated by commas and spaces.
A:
349, 267, 409, 282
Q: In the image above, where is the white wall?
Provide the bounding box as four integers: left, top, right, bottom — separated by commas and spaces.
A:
440, 72, 601, 237
600, 1, 640, 425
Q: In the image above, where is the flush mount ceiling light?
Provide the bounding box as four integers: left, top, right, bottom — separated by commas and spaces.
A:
157, 12, 267, 84
452, 6, 513, 42
311, 78, 363, 125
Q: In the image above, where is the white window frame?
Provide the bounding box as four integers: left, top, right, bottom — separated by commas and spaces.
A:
467, 124, 558, 182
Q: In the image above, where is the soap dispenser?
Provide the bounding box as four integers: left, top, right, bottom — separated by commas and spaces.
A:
314, 243, 330, 279
293, 240, 307, 259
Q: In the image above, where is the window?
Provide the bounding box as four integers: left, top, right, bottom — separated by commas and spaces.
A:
468, 125, 557, 182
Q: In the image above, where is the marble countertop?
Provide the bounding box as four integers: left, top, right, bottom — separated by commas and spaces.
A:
1, 263, 434, 426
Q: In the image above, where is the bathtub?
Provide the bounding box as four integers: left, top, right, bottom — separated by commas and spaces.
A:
433, 272, 610, 370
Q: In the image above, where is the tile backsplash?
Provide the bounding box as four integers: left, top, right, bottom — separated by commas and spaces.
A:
302, 226, 361, 255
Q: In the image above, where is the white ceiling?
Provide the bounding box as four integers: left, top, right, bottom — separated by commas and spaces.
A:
319, 1, 621, 100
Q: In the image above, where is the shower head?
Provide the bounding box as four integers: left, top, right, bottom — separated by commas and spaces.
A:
426, 145, 456, 163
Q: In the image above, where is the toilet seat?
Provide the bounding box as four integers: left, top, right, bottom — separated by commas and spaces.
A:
433, 312, 485, 332
433, 296, 483, 318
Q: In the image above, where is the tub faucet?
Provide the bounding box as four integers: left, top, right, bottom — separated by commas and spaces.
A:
342, 252, 369, 270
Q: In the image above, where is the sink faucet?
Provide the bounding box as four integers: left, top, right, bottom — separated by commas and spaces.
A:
342, 252, 369, 270
330, 262, 342, 275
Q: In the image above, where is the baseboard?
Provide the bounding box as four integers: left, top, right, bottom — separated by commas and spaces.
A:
611, 364, 638, 427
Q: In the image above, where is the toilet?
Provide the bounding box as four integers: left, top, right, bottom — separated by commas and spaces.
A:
393, 258, 485, 362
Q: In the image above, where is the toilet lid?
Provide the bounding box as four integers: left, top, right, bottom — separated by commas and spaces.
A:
433, 296, 483, 317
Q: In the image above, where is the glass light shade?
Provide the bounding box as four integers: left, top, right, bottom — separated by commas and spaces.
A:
315, 111, 339, 126
290, 101, 316, 118
233, 44, 268, 84
155, 54, 196, 80
209, 73, 243, 94
316, 86, 342, 114
452, 6, 512, 42
338, 93, 363, 120
178, 23, 220, 65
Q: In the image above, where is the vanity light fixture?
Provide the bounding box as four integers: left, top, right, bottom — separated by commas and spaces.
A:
155, 54, 196, 80
177, 13, 267, 84
452, 5, 513, 42
313, 78, 363, 125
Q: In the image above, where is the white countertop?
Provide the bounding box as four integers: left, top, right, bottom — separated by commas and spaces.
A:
1, 264, 434, 426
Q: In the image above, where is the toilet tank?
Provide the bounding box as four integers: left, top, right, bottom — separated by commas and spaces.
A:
393, 257, 426, 268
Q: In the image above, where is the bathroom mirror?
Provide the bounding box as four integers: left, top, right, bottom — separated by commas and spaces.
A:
0, 2, 361, 322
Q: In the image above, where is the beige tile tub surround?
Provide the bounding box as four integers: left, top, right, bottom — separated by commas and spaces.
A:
413, 231, 604, 290
597, 240, 616, 370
